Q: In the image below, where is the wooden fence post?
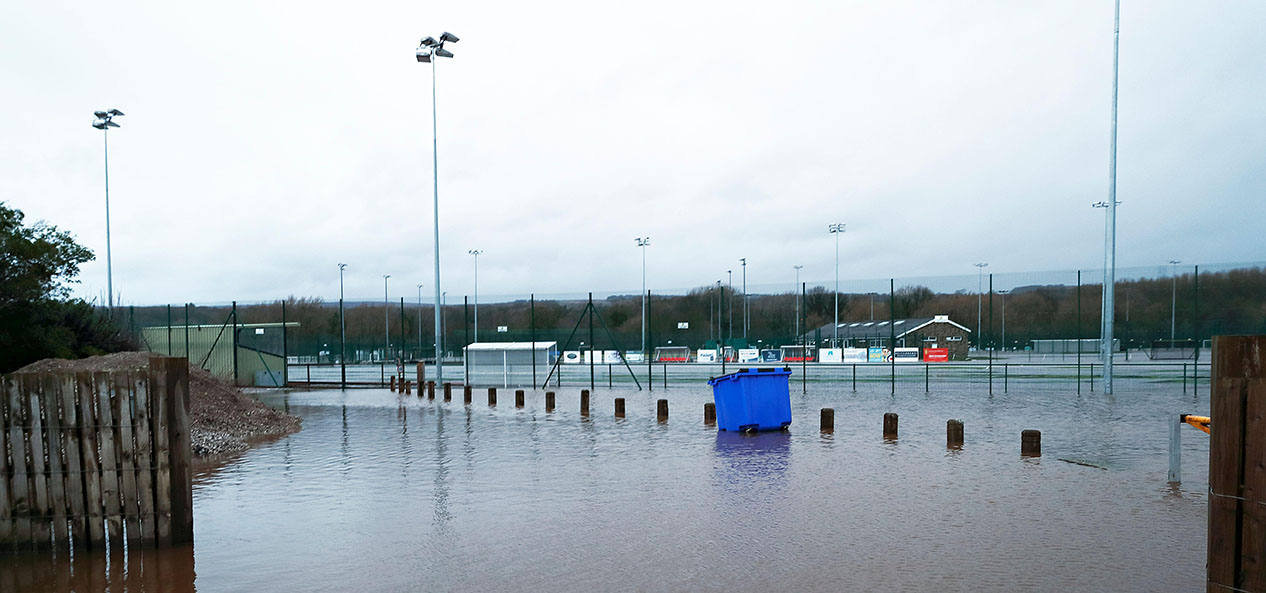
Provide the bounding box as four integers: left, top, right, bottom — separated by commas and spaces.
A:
1208, 335, 1266, 593
163, 358, 193, 545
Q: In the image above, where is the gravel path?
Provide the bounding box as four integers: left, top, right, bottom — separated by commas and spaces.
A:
19, 352, 301, 460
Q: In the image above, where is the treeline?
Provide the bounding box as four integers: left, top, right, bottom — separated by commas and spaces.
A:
122, 266, 1266, 358
1, 203, 134, 373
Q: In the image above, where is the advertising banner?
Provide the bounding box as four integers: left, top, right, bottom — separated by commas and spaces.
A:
923, 348, 949, 362
760, 349, 781, 362
563, 351, 581, 364
867, 347, 885, 362
819, 348, 842, 363
894, 347, 920, 362
625, 352, 646, 363
696, 350, 718, 363
603, 350, 624, 364
738, 349, 760, 363
843, 348, 868, 363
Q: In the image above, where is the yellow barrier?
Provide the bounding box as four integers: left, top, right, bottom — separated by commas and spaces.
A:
1181, 414, 1211, 434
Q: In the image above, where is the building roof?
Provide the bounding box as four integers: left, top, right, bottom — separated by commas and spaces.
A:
802, 315, 971, 342
463, 341, 558, 351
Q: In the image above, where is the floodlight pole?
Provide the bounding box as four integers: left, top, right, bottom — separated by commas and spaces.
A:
417, 283, 424, 353
999, 290, 1010, 353
1101, 0, 1121, 394
740, 257, 747, 341
92, 110, 124, 311
974, 263, 988, 350
383, 275, 391, 361
794, 265, 803, 340
1169, 260, 1180, 342
727, 270, 733, 345
417, 32, 458, 382
339, 263, 347, 387
829, 224, 845, 348
636, 237, 650, 354
469, 250, 482, 343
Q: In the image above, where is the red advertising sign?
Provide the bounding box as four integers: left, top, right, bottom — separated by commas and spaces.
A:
924, 348, 949, 362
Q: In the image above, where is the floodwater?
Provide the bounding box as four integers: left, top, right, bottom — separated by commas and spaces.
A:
3, 379, 1211, 592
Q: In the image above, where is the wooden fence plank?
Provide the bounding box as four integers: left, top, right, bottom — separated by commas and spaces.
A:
58, 374, 87, 548
76, 372, 105, 549
25, 375, 52, 549
131, 373, 157, 545
39, 375, 69, 548
0, 377, 14, 550
165, 358, 194, 545
115, 373, 141, 545
148, 359, 172, 546
1209, 336, 1254, 593
94, 372, 123, 548
1241, 378, 1266, 591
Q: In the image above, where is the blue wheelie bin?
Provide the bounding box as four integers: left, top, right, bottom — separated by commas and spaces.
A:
707, 367, 793, 432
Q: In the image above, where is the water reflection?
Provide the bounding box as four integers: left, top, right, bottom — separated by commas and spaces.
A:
713, 431, 792, 489
0, 545, 196, 593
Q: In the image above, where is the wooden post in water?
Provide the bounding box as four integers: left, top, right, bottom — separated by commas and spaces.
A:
545, 391, 555, 412
821, 408, 834, 433
515, 389, 525, 408
657, 399, 668, 421
161, 357, 194, 545
463, 385, 472, 404
404, 380, 411, 394
390, 375, 396, 391
427, 381, 435, 399
1208, 335, 1266, 593
443, 383, 451, 401
614, 397, 625, 418
1021, 430, 1041, 457
883, 412, 898, 440
947, 419, 964, 449
704, 402, 716, 425
580, 389, 590, 416
487, 387, 497, 406
417, 362, 425, 386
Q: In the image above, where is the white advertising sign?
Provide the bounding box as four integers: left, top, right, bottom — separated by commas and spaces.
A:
894, 347, 921, 362
603, 350, 624, 364
677, 322, 689, 329
819, 348, 842, 363
696, 350, 718, 363
563, 351, 581, 364
738, 348, 760, 363
842, 348, 868, 363
497, 326, 508, 333
625, 352, 645, 363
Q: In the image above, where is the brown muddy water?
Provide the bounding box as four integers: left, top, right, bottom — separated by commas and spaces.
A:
3, 380, 1210, 592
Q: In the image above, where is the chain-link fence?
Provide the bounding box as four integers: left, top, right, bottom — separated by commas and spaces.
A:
115, 261, 1264, 389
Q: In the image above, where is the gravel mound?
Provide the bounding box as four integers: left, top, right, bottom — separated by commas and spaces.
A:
18, 352, 301, 459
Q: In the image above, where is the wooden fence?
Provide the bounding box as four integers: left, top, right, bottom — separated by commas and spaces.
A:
1209, 335, 1266, 592
0, 357, 192, 553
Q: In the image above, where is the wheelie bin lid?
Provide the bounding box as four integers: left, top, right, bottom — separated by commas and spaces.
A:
707, 367, 792, 386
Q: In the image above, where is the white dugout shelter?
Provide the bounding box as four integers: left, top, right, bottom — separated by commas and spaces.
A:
463, 342, 559, 388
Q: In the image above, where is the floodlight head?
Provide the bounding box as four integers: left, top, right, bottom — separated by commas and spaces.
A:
416, 49, 432, 62
106, 120, 120, 128
94, 110, 108, 118
92, 120, 107, 129
435, 48, 454, 58
440, 32, 459, 43
108, 109, 124, 116
420, 36, 438, 47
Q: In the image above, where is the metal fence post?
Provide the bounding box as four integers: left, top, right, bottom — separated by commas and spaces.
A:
1168, 413, 1181, 484
282, 300, 288, 387
231, 301, 239, 387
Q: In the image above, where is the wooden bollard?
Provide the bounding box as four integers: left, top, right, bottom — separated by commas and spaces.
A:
545, 391, 555, 412
404, 380, 411, 395
1021, 430, 1041, 457
821, 408, 835, 433
463, 385, 472, 404
580, 389, 590, 416
515, 389, 525, 408
657, 399, 668, 421
488, 387, 497, 406
883, 412, 898, 439
390, 375, 396, 391
417, 362, 425, 386
704, 402, 716, 425
443, 382, 452, 401
947, 419, 964, 449
427, 381, 435, 399
614, 398, 625, 418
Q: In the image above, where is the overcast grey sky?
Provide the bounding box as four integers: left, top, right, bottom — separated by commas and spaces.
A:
3, 0, 1263, 304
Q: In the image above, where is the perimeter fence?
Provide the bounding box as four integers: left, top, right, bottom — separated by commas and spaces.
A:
111, 261, 1264, 390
